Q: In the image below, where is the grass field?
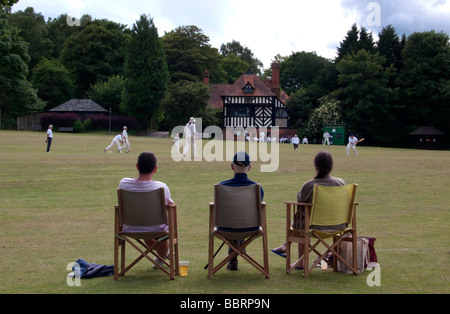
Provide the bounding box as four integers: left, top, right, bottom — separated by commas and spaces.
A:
0, 130, 449, 294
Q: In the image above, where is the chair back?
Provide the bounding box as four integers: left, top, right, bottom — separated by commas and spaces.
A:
117, 188, 167, 228
213, 184, 261, 229
310, 184, 357, 227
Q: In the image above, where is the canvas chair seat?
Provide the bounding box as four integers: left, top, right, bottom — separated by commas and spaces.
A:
285, 184, 359, 278
207, 184, 269, 279
114, 188, 179, 280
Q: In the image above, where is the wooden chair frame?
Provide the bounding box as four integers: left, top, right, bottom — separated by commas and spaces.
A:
114, 188, 179, 280
285, 184, 358, 278
208, 184, 270, 279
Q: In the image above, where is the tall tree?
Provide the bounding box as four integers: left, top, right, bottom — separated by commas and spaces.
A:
377, 25, 403, 70
220, 40, 263, 75
122, 14, 169, 130
31, 58, 75, 111
400, 31, 450, 136
162, 25, 226, 83
336, 23, 360, 62
280, 51, 332, 95
59, 19, 130, 96
8, 7, 53, 72
161, 80, 213, 128
0, 11, 42, 128
335, 50, 399, 145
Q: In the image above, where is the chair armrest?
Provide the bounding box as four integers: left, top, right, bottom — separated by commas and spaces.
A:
284, 201, 312, 206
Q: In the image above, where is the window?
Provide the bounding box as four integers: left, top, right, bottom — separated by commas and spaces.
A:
275, 109, 288, 118
229, 105, 251, 117
243, 83, 255, 94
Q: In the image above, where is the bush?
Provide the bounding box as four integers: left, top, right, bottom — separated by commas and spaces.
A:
83, 119, 92, 131
86, 114, 138, 132
72, 120, 83, 133
40, 113, 80, 128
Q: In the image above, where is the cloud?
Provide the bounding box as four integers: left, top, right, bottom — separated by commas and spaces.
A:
11, 0, 450, 68
341, 0, 450, 36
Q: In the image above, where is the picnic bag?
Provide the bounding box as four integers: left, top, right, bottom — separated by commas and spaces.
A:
337, 237, 370, 274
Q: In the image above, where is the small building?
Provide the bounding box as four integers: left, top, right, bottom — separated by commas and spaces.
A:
50, 99, 109, 121
205, 63, 291, 137
410, 126, 446, 150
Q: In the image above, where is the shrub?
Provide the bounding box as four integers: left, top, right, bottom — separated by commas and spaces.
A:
72, 120, 83, 133
40, 113, 80, 128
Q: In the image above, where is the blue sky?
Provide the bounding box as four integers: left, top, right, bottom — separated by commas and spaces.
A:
11, 0, 450, 68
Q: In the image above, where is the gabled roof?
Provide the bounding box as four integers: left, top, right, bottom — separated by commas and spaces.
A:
50, 99, 109, 113
208, 73, 289, 109
410, 126, 445, 136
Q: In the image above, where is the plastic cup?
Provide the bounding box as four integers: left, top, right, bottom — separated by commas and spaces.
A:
179, 261, 189, 276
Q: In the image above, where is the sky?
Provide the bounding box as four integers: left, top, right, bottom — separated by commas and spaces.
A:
11, 0, 450, 69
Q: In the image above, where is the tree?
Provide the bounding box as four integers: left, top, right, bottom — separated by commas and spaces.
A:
304, 95, 344, 140
161, 80, 215, 128
220, 53, 249, 84
0, 11, 42, 128
400, 31, 450, 137
31, 58, 76, 111
335, 50, 399, 145
46, 14, 92, 59
8, 7, 53, 72
162, 25, 226, 84
336, 23, 360, 62
60, 20, 130, 96
122, 14, 169, 130
87, 75, 125, 115
336, 24, 376, 62
0, 0, 18, 10
377, 25, 403, 69
220, 40, 263, 75
280, 51, 332, 95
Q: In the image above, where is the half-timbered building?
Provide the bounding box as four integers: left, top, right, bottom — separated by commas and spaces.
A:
206, 63, 290, 131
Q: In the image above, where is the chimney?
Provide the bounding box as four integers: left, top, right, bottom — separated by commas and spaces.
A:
203, 70, 210, 86
271, 62, 280, 98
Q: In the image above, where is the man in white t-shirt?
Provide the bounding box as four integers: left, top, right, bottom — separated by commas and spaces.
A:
46, 124, 53, 152
291, 134, 300, 150
119, 152, 174, 267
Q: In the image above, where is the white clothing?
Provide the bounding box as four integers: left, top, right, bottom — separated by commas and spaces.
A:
121, 129, 130, 152
118, 178, 174, 233
346, 136, 359, 156
172, 136, 180, 154
302, 137, 308, 144
323, 132, 330, 145
259, 131, 265, 143
47, 128, 53, 138
291, 136, 300, 145
183, 122, 197, 156
105, 134, 124, 152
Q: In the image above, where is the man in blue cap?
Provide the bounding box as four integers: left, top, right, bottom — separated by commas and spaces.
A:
218, 151, 264, 270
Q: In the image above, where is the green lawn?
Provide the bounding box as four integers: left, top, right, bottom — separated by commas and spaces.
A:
0, 130, 449, 294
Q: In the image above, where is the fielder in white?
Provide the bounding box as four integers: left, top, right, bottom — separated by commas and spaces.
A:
121, 126, 130, 153
104, 134, 128, 153
183, 117, 197, 157
323, 131, 331, 145
172, 133, 180, 155
346, 134, 360, 156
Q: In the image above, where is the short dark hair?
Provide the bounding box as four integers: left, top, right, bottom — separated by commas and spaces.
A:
314, 151, 333, 179
137, 152, 157, 174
